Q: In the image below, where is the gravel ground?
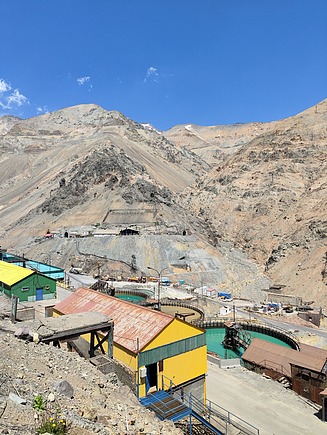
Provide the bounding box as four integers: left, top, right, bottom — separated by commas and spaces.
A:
207, 363, 325, 435
0, 314, 183, 435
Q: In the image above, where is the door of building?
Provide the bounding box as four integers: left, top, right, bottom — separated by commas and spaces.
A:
145, 362, 158, 393
36, 288, 43, 301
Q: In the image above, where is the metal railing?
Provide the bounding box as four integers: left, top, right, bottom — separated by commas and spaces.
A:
181, 393, 260, 435
143, 391, 190, 421
197, 318, 300, 350
160, 375, 259, 435
159, 299, 205, 321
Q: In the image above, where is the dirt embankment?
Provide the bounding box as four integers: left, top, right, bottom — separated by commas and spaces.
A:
0, 312, 183, 435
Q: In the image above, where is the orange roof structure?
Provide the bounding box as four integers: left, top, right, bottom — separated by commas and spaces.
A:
242, 338, 327, 377
54, 287, 174, 354
299, 343, 327, 359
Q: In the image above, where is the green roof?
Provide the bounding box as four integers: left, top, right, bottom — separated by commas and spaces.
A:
0, 260, 34, 286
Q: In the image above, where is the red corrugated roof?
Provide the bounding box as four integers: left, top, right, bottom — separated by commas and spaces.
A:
242, 338, 327, 377
54, 288, 174, 354
299, 343, 327, 359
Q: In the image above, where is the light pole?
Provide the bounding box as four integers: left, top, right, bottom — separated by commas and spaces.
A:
41, 253, 52, 270
147, 266, 168, 311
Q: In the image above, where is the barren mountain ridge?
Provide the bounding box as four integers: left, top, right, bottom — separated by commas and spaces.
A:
0, 100, 326, 307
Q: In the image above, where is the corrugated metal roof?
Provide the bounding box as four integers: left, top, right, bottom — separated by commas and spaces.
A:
242, 338, 327, 377
299, 343, 327, 359
0, 260, 34, 286
54, 288, 174, 354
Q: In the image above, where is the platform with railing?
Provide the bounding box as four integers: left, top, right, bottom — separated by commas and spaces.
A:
140, 375, 260, 435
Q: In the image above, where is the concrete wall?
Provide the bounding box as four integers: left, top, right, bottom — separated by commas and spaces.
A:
266, 293, 302, 306
16, 307, 35, 321
207, 353, 241, 369
176, 375, 206, 403
298, 311, 321, 327
218, 358, 241, 369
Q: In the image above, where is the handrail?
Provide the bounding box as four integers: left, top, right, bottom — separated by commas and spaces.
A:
159, 374, 259, 434
161, 299, 205, 319
144, 392, 188, 420
173, 389, 259, 435
246, 319, 300, 350
161, 373, 178, 392
116, 289, 151, 299
197, 318, 300, 350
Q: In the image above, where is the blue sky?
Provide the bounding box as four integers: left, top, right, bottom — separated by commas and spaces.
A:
1, 1, 326, 130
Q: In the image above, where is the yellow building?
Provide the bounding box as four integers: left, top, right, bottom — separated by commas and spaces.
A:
54, 288, 207, 400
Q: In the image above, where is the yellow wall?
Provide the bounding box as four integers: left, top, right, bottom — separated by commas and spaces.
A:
138, 366, 146, 396
144, 317, 204, 351
163, 346, 207, 387
137, 345, 207, 398
114, 342, 137, 371
82, 320, 207, 399
138, 318, 207, 397
54, 310, 206, 399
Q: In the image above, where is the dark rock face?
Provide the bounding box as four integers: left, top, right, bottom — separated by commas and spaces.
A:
309, 220, 327, 239
122, 179, 172, 206
34, 147, 153, 216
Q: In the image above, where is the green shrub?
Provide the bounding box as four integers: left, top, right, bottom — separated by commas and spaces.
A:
33, 394, 69, 434
37, 416, 67, 434
33, 394, 46, 411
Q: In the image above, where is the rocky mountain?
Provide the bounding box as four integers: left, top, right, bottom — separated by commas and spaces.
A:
0, 115, 21, 135
169, 99, 327, 307
0, 104, 208, 235
0, 100, 326, 307
164, 121, 276, 165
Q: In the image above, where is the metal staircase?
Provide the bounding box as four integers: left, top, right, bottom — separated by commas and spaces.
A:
140, 390, 223, 433
140, 390, 192, 422
140, 377, 259, 434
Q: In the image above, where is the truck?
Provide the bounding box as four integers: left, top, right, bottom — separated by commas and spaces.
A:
160, 277, 171, 286
218, 291, 232, 300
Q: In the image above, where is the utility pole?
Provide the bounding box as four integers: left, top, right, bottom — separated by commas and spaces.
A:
147, 266, 168, 310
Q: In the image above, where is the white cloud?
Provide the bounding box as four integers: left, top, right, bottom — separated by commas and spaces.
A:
7, 89, 28, 107
0, 79, 11, 93
144, 66, 159, 83
77, 76, 91, 86
0, 79, 29, 110
36, 106, 49, 115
